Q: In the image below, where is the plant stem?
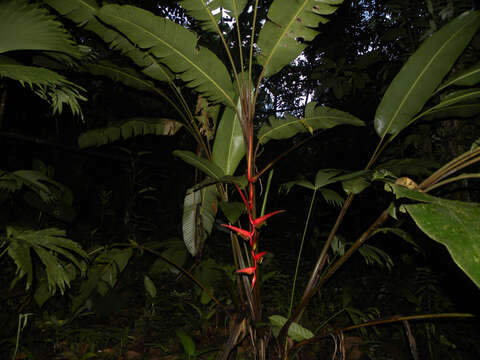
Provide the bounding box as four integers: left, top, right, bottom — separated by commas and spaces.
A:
288, 189, 316, 318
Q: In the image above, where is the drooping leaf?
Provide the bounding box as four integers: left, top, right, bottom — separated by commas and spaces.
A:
258, 102, 364, 144
374, 11, 480, 137
149, 239, 188, 275
182, 186, 218, 256
173, 150, 225, 180
436, 61, 480, 92
45, 0, 176, 84
180, 0, 247, 33
269, 315, 314, 341
0, 0, 80, 57
318, 188, 344, 207
97, 4, 236, 106
78, 117, 182, 148
0, 56, 86, 118
256, 0, 344, 78
212, 107, 245, 175
388, 184, 480, 288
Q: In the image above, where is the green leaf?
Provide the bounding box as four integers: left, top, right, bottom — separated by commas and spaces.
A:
78, 117, 182, 148
318, 188, 344, 207
342, 176, 370, 194
424, 88, 480, 114
417, 103, 480, 121
257, 0, 343, 78
45, 0, 176, 85
144, 275, 157, 298
436, 61, 480, 92
389, 184, 480, 287
0, 0, 80, 57
219, 201, 245, 223
212, 107, 245, 175
182, 186, 218, 256
180, 0, 247, 33
374, 11, 480, 137
173, 150, 225, 180
258, 102, 364, 144
97, 4, 236, 106
6, 227, 87, 295
376, 158, 440, 177
149, 239, 188, 275
0, 56, 86, 119
269, 315, 314, 342
176, 330, 196, 356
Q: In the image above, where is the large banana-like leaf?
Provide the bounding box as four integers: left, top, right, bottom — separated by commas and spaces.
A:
78, 117, 183, 148
256, 0, 343, 78
374, 11, 480, 138
96, 5, 236, 106
0, 55, 86, 118
0, 0, 80, 57
418, 103, 480, 121
212, 107, 245, 175
258, 102, 364, 144
388, 184, 480, 288
182, 185, 218, 256
180, 0, 247, 33
173, 150, 225, 179
44, 0, 175, 84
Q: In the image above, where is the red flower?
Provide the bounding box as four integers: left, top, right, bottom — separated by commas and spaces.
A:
253, 210, 286, 228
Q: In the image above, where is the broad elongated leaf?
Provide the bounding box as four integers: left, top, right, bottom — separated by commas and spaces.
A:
45, 0, 176, 84
0, 0, 80, 57
78, 117, 182, 148
180, 0, 247, 33
258, 102, 364, 144
257, 0, 343, 78
389, 184, 480, 288
97, 5, 236, 106
374, 11, 480, 137
173, 150, 225, 179
212, 107, 245, 175
424, 88, 480, 114
417, 103, 480, 121
182, 185, 218, 256
269, 315, 314, 341
376, 158, 440, 177
436, 61, 480, 92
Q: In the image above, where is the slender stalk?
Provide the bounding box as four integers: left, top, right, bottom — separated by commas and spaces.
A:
288, 189, 317, 318
289, 313, 474, 355
260, 170, 274, 217
423, 173, 480, 192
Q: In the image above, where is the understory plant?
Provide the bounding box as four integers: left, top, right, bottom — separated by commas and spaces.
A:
7, 0, 480, 358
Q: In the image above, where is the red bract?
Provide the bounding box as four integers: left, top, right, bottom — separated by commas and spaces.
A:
236, 266, 256, 275
253, 251, 267, 262
221, 224, 253, 240
253, 210, 286, 228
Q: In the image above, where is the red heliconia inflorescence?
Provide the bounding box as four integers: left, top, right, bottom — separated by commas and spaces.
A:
224, 178, 284, 289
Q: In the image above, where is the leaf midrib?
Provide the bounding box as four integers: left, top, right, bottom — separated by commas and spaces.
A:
102, 8, 235, 107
